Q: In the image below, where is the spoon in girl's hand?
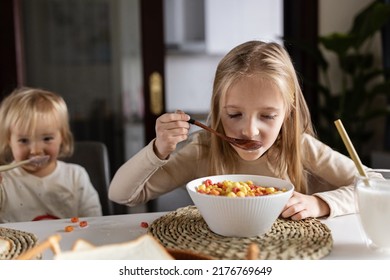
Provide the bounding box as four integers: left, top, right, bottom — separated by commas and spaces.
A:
0, 155, 50, 172
188, 118, 262, 151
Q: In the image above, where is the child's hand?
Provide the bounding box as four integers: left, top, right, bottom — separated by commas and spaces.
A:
280, 191, 330, 220
154, 111, 190, 159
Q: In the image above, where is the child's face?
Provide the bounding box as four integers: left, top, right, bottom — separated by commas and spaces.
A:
221, 76, 286, 161
9, 118, 62, 176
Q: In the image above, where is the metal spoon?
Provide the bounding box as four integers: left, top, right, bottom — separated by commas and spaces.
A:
188, 118, 262, 151
0, 155, 50, 172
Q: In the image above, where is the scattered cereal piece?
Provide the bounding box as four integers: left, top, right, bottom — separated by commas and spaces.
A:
79, 221, 88, 228
65, 225, 74, 232
140, 222, 149, 228
246, 243, 260, 260
71, 217, 79, 223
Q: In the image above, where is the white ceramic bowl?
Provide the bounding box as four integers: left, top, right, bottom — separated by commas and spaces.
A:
186, 174, 294, 237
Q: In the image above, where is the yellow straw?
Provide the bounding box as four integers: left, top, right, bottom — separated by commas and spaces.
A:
334, 119, 367, 178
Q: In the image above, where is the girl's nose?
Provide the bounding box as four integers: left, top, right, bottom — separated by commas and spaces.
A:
241, 118, 260, 139
29, 141, 43, 155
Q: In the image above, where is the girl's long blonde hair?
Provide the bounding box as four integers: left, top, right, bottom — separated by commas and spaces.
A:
0, 87, 74, 164
207, 41, 315, 193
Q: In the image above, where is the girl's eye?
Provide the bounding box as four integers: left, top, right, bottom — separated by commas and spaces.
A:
227, 113, 242, 119
43, 136, 54, 142
262, 115, 277, 120
18, 138, 29, 144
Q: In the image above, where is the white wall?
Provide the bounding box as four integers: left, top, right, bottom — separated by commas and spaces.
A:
205, 0, 283, 54
165, 54, 221, 113
164, 0, 283, 114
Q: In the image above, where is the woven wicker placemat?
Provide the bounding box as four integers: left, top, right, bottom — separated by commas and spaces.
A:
0, 227, 39, 260
149, 206, 333, 260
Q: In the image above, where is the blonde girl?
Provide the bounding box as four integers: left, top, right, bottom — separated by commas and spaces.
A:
109, 40, 380, 220
0, 87, 102, 222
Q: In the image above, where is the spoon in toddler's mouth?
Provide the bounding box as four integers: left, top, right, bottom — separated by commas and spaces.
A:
188, 118, 262, 151
0, 155, 50, 172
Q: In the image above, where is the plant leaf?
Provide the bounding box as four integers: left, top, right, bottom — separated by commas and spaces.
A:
339, 53, 373, 74
350, 1, 390, 48
320, 33, 355, 55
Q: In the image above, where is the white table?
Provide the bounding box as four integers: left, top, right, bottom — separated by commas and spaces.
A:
3, 212, 390, 260
321, 214, 390, 259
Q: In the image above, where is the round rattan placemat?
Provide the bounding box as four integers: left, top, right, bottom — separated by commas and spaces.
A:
0, 227, 39, 260
149, 206, 333, 260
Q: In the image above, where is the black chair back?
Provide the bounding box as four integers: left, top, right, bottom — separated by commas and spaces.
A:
63, 141, 114, 215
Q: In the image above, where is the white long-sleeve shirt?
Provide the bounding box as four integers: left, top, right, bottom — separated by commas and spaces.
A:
0, 161, 102, 223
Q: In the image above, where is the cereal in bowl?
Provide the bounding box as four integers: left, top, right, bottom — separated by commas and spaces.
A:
196, 179, 287, 197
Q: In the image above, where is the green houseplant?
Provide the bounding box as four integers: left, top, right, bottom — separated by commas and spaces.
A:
296, 1, 390, 161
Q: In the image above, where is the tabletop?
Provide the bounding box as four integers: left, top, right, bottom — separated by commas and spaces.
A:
2, 211, 390, 260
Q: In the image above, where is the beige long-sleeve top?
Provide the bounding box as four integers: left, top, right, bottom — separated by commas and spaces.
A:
109, 131, 379, 218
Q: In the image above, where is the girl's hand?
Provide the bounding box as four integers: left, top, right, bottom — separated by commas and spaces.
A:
154, 111, 190, 159
281, 191, 330, 220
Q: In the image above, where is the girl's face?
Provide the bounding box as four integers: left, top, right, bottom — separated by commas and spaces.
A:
9, 118, 62, 177
220, 76, 286, 161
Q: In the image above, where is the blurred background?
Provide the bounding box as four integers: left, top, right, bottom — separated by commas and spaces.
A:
1, 0, 389, 213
